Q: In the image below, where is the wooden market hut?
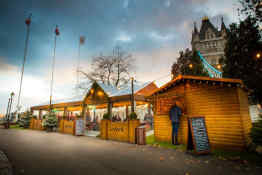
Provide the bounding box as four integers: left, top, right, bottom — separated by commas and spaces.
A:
30, 81, 158, 135
148, 75, 252, 151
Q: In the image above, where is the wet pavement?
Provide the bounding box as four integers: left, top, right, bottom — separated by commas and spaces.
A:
0, 129, 261, 175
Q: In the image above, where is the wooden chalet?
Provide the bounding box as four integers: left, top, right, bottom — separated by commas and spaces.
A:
148, 75, 252, 151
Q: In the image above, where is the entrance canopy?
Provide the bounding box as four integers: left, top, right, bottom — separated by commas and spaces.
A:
31, 81, 158, 112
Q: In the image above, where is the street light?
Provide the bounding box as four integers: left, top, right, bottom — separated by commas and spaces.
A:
217, 64, 221, 69
7, 92, 15, 128
256, 52, 261, 59
189, 63, 193, 69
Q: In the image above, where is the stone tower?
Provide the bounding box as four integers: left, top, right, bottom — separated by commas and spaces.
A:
191, 16, 227, 66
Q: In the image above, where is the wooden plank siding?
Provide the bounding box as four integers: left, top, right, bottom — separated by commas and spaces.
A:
237, 88, 252, 146
153, 82, 252, 151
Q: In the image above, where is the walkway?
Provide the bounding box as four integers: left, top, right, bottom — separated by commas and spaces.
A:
0, 129, 261, 175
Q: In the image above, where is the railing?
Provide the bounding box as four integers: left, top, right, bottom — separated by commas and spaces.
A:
197, 51, 222, 78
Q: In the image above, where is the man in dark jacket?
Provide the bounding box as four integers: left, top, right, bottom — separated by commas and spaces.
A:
169, 102, 182, 145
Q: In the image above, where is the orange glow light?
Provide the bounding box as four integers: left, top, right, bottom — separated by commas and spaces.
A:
256, 53, 261, 59
189, 64, 193, 69
97, 91, 104, 97
217, 64, 221, 69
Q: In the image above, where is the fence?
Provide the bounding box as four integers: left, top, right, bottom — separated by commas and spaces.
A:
100, 119, 140, 143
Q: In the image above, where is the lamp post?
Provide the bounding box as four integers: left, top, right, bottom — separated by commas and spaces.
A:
5, 98, 11, 127
7, 92, 15, 128
17, 14, 32, 120
131, 77, 134, 113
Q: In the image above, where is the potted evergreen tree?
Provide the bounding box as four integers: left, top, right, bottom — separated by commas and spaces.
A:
102, 113, 110, 120
43, 111, 58, 132
22, 111, 33, 128
129, 112, 138, 120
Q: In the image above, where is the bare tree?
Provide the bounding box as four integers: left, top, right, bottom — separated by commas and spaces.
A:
79, 46, 134, 89
112, 46, 133, 87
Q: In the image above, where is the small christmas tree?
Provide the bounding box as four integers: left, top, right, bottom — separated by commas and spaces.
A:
22, 111, 33, 128
43, 111, 58, 131
250, 114, 262, 146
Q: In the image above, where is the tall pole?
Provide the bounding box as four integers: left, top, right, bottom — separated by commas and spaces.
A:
76, 36, 85, 90
131, 77, 134, 113
77, 40, 81, 86
5, 98, 10, 121
16, 14, 32, 119
49, 25, 60, 112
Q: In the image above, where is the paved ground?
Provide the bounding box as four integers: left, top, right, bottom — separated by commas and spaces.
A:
0, 128, 261, 175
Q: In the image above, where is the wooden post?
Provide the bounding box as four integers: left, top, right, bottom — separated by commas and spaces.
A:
39, 110, 43, 120
131, 77, 134, 113
147, 103, 151, 115
125, 105, 129, 120
107, 101, 112, 119
82, 103, 87, 132
64, 107, 68, 120
126, 104, 130, 141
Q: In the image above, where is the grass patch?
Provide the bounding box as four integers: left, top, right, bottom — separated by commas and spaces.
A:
212, 149, 262, 165
10, 124, 25, 130
146, 134, 186, 151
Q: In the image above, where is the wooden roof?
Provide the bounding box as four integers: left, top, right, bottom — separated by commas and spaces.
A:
148, 75, 244, 96
31, 81, 157, 111
135, 82, 158, 96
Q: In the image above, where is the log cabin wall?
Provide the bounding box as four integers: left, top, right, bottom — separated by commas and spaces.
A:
237, 88, 252, 146
154, 82, 252, 151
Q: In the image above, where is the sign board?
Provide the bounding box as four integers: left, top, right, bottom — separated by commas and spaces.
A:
188, 116, 210, 154
75, 119, 84, 136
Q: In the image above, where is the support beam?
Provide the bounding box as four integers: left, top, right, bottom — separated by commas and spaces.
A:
148, 103, 151, 115
63, 107, 68, 120
126, 105, 129, 120
39, 110, 43, 120
107, 101, 113, 119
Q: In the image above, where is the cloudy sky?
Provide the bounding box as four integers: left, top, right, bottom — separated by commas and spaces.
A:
0, 0, 240, 113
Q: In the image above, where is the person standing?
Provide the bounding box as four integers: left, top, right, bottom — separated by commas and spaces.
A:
169, 102, 182, 145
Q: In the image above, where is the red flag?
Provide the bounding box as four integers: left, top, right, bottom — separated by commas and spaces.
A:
55, 25, 60, 36
25, 14, 32, 26
80, 36, 85, 45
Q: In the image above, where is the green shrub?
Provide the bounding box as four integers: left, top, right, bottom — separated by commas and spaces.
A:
76, 113, 83, 118
129, 112, 137, 120
42, 111, 58, 131
103, 113, 110, 120
21, 111, 33, 128
250, 114, 262, 146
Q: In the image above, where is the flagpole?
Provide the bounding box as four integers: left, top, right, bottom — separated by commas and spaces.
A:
49, 25, 59, 112
77, 39, 81, 86
76, 36, 85, 91
16, 14, 32, 120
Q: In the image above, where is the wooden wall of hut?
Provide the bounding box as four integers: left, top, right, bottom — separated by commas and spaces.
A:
154, 82, 252, 151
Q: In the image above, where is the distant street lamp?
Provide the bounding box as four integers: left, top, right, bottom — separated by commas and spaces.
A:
5, 98, 11, 126
7, 92, 15, 128
189, 63, 193, 69
217, 64, 221, 69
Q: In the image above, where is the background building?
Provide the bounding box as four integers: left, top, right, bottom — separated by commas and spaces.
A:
191, 16, 227, 66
